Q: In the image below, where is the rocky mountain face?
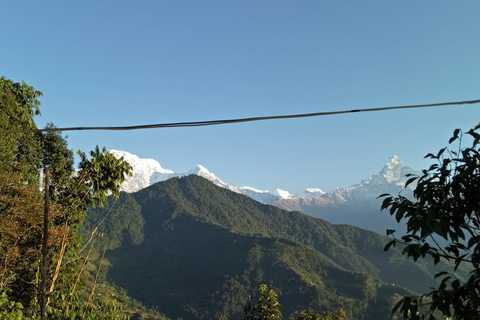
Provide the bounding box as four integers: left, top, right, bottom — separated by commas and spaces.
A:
110, 150, 420, 235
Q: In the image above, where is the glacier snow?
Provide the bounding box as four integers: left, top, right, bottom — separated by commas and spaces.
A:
109, 150, 417, 206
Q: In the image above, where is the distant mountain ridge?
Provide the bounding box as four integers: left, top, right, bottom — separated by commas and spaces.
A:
110, 150, 416, 203
271, 156, 421, 235
272, 155, 419, 208
109, 149, 327, 201
109, 150, 420, 235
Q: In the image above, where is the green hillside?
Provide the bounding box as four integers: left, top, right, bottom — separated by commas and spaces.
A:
80, 175, 459, 319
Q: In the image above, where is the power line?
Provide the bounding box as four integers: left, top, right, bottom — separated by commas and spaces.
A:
2, 98, 480, 133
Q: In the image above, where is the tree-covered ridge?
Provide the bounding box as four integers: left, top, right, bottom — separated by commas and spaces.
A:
80, 192, 145, 252
104, 214, 378, 319
81, 174, 464, 319
0, 77, 136, 319
137, 175, 461, 292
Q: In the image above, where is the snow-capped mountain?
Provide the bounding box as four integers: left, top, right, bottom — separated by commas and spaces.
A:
110, 150, 233, 193
110, 150, 415, 206
110, 150, 416, 203
109, 150, 174, 193
110, 150, 327, 202
269, 155, 421, 235
325, 155, 418, 203
110, 150, 419, 235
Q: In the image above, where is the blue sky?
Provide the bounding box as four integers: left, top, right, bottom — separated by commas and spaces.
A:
2, 1, 479, 192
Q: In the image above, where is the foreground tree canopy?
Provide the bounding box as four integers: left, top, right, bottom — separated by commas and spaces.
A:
382, 124, 480, 320
0, 76, 132, 319
241, 285, 346, 320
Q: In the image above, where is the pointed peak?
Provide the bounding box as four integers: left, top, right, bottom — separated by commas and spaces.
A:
386, 155, 403, 167
378, 155, 411, 185
188, 164, 210, 175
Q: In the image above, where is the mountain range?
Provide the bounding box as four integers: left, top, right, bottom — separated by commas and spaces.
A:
109, 150, 326, 202
109, 150, 420, 235
81, 174, 465, 320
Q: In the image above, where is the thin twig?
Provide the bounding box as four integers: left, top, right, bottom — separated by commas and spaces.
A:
83, 242, 107, 318
46, 222, 69, 307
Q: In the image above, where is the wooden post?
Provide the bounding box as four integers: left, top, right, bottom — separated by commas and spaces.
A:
41, 167, 49, 320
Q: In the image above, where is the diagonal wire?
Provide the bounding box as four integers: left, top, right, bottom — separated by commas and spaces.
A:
77, 197, 118, 255
1, 98, 479, 133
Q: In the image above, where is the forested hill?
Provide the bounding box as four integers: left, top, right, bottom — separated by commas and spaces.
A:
81, 175, 460, 320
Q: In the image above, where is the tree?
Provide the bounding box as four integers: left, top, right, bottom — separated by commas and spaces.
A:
292, 309, 346, 320
0, 77, 132, 319
0, 170, 63, 299
241, 285, 282, 320
0, 76, 43, 184
242, 285, 347, 320
254, 284, 282, 320
381, 125, 480, 320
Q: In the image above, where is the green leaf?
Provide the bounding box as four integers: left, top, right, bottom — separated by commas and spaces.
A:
434, 271, 449, 279
386, 229, 395, 236
391, 299, 403, 317
384, 239, 396, 251
449, 128, 461, 144
437, 147, 446, 158
405, 177, 417, 188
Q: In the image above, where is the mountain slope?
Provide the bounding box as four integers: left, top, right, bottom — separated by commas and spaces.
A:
81, 175, 464, 319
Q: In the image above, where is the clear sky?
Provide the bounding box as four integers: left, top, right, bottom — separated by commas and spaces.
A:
2, 1, 479, 192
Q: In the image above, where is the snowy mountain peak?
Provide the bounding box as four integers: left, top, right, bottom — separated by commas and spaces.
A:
324, 155, 420, 203
292, 188, 325, 198
272, 188, 293, 199
111, 150, 236, 193
110, 150, 419, 208
385, 155, 403, 170
187, 164, 209, 175
379, 155, 409, 185
185, 164, 224, 184
109, 149, 173, 174
109, 150, 174, 193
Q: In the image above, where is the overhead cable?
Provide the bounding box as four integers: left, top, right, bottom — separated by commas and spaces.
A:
2, 98, 480, 133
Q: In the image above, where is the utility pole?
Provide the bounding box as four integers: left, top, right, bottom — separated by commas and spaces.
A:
41, 167, 49, 320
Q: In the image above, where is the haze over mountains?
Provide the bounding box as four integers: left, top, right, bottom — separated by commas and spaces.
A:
109, 150, 421, 235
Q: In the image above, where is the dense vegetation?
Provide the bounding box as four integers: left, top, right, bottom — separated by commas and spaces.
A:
0, 77, 138, 319
82, 172, 468, 319
381, 126, 480, 320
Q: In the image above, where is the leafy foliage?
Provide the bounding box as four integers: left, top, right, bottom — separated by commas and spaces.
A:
0, 77, 132, 319
0, 293, 34, 320
0, 170, 64, 309
240, 285, 347, 320
254, 284, 282, 320
381, 125, 480, 320
0, 77, 43, 184
292, 308, 346, 320
78, 146, 133, 207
